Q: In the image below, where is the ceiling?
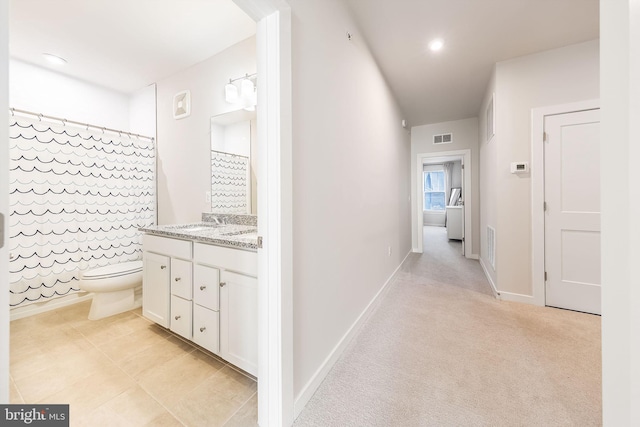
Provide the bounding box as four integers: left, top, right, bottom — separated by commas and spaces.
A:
9, 1, 599, 124
345, 0, 599, 126
9, 0, 256, 94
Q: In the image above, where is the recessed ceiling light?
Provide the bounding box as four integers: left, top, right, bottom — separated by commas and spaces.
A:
429, 39, 444, 52
42, 53, 67, 65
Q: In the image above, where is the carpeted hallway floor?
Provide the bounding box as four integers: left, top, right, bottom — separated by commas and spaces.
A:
294, 226, 602, 426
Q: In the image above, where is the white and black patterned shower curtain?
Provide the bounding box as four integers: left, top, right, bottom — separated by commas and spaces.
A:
8, 115, 156, 308
211, 151, 249, 213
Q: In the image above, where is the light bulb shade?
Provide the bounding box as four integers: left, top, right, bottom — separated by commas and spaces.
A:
225, 83, 238, 103
240, 78, 255, 99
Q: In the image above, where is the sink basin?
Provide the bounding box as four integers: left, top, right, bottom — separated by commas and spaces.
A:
166, 223, 222, 232
221, 229, 258, 237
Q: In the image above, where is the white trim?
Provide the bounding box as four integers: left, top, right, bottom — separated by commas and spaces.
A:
497, 291, 536, 304
10, 293, 94, 321
234, 1, 294, 426
530, 99, 599, 308
256, 5, 294, 427
416, 149, 473, 258
467, 253, 479, 260
0, 0, 9, 404
293, 250, 412, 419
479, 257, 499, 299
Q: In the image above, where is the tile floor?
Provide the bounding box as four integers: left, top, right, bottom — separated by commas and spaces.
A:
9, 300, 257, 427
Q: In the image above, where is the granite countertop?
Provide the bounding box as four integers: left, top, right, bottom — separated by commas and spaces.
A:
139, 214, 258, 251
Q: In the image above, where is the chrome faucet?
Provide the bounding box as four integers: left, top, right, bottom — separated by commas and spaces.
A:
211, 216, 227, 225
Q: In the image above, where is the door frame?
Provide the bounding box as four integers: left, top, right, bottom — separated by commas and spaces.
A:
234, 1, 294, 425
415, 149, 472, 257
0, 0, 8, 404
530, 99, 599, 307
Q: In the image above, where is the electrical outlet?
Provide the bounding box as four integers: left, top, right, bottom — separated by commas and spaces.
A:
388, 246, 392, 256
205, 191, 211, 203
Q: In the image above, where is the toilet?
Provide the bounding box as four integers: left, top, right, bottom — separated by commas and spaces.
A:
79, 260, 143, 320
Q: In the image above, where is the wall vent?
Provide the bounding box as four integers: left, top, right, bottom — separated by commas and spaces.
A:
487, 226, 496, 269
433, 133, 453, 145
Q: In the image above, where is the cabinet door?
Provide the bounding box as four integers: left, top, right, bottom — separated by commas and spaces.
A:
193, 304, 220, 354
170, 258, 192, 300
142, 252, 170, 328
220, 271, 258, 376
193, 264, 220, 310
170, 295, 192, 339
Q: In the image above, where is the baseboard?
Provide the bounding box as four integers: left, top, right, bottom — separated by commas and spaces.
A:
10, 292, 93, 321
477, 258, 535, 304
293, 250, 412, 419
497, 291, 535, 304
467, 253, 479, 260
479, 257, 500, 299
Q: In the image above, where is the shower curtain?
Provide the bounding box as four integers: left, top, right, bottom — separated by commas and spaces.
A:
211, 151, 249, 213
8, 114, 156, 308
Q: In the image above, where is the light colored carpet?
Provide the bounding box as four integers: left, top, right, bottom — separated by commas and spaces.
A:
294, 226, 601, 426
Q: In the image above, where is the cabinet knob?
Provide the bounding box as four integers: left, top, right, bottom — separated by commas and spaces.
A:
160, 265, 166, 270
174, 277, 181, 282
220, 282, 227, 287
200, 327, 206, 332
174, 315, 181, 320
200, 285, 206, 290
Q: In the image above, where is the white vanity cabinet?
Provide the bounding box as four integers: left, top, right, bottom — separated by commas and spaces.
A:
220, 271, 258, 376
192, 264, 221, 354
142, 251, 170, 327
142, 233, 257, 376
142, 235, 193, 335
194, 242, 257, 376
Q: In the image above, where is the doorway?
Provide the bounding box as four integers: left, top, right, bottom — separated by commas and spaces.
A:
415, 149, 472, 258
421, 157, 464, 255
531, 100, 600, 314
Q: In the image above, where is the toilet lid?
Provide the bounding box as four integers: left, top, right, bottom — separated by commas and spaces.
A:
82, 260, 143, 280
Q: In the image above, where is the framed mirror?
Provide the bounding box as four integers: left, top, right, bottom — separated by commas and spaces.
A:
210, 109, 257, 214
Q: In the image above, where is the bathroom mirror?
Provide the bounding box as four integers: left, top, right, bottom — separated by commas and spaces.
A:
210, 109, 257, 214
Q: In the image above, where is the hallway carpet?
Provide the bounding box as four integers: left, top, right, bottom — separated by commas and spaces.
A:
295, 226, 601, 426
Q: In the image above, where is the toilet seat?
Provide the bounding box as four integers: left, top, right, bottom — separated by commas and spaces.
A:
82, 260, 143, 280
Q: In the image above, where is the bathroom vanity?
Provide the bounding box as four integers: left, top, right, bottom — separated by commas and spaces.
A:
139, 214, 258, 376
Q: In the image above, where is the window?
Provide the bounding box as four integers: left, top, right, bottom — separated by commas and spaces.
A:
424, 170, 445, 211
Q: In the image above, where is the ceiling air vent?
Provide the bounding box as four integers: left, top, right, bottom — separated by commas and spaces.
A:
433, 133, 453, 145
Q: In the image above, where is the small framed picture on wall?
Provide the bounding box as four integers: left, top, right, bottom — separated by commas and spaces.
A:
486, 93, 495, 142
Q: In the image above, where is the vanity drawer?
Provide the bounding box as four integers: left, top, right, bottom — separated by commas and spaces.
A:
194, 243, 257, 277
194, 264, 220, 310
193, 304, 220, 354
170, 295, 192, 340
170, 258, 193, 300
143, 234, 192, 259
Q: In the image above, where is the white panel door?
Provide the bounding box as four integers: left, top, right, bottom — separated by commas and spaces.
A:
544, 109, 600, 314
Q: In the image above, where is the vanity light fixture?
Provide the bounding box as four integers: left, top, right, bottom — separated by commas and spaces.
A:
428, 38, 444, 52
42, 53, 67, 65
224, 73, 257, 111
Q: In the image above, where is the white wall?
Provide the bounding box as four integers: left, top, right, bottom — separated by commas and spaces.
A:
290, 0, 412, 413
601, 1, 640, 424
9, 59, 130, 130
129, 84, 157, 138
155, 36, 256, 224
481, 40, 599, 298
479, 70, 498, 288
411, 117, 480, 254
0, 0, 9, 404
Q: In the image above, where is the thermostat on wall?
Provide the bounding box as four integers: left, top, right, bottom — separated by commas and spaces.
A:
510, 162, 529, 174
